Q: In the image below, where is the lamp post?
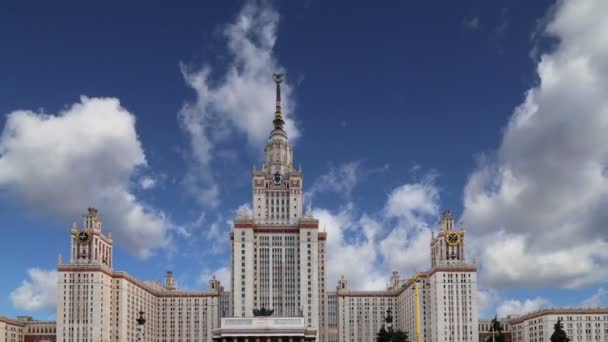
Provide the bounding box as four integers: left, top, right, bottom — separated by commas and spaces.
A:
385, 308, 394, 333
412, 273, 428, 342
136, 310, 146, 342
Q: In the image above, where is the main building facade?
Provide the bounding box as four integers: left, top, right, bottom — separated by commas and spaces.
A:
55, 75, 478, 342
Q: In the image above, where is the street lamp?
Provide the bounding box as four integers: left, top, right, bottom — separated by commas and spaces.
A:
412, 272, 428, 342
136, 310, 146, 342
384, 308, 394, 333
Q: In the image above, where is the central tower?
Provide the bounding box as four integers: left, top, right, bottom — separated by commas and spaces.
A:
252, 73, 303, 225
230, 74, 327, 340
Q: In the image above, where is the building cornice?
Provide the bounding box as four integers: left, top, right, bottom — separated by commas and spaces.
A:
0, 317, 55, 327
0, 316, 26, 326
428, 265, 477, 277
233, 222, 319, 231
336, 265, 478, 298
57, 265, 220, 298
508, 307, 608, 324
337, 290, 401, 298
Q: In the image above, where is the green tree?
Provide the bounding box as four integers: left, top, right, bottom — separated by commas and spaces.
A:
485, 315, 506, 342
377, 325, 390, 342
391, 330, 410, 342
550, 319, 571, 342
377, 326, 410, 342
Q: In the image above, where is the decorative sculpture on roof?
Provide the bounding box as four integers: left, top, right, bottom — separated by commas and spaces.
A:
253, 307, 274, 317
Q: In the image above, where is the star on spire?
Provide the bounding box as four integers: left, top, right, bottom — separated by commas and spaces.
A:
272, 73, 285, 130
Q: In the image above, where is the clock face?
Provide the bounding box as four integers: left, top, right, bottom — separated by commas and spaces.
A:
445, 231, 461, 246
77, 231, 91, 244
273, 172, 282, 185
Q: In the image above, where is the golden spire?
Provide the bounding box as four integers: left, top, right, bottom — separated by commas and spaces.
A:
272, 73, 285, 130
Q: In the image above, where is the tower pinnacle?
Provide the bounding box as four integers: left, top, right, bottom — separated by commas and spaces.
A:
272, 73, 285, 130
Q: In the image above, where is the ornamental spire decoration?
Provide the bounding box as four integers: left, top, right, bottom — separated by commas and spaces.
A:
272, 73, 285, 130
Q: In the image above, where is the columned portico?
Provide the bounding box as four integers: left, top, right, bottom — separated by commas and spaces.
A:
219, 338, 306, 342
213, 317, 316, 342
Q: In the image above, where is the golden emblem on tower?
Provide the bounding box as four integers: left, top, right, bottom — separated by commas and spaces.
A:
272, 73, 285, 130
445, 231, 462, 246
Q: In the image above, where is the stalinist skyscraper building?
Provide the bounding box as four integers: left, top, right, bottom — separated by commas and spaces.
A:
50, 74, 486, 342
230, 73, 328, 336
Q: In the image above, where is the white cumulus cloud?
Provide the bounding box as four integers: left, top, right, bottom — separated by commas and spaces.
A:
199, 266, 231, 290
308, 161, 362, 200
463, 0, 608, 289
179, 1, 299, 208
139, 176, 156, 190
380, 178, 439, 274
581, 287, 607, 308
0, 96, 175, 257
477, 288, 500, 318
315, 172, 441, 290
496, 297, 549, 317
10, 268, 58, 313
463, 17, 480, 31
314, 206, 386, 291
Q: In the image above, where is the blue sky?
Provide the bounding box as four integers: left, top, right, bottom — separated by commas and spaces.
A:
1, 0, 607, 319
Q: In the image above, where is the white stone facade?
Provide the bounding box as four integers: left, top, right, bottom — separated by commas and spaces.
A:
326, 292, 338, 342
335, 282, 397, 342
394, 275, 431, 341
57, 210, 221, 342
334, 210, 478, 342
507, 308, 608, 342
0, 316, 56, 342
0, 317, 25, 342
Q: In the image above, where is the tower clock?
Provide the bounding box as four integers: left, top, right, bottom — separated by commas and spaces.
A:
445, 231, 461, 246
76, 230, 91, 244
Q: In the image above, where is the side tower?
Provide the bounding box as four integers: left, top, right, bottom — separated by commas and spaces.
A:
335, 275, 398, 342
430, 210, 465, 267
69, 207, 113, 267
58, 208, 114, 342
230, 74, 327, 340
428, 210, 478, 342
